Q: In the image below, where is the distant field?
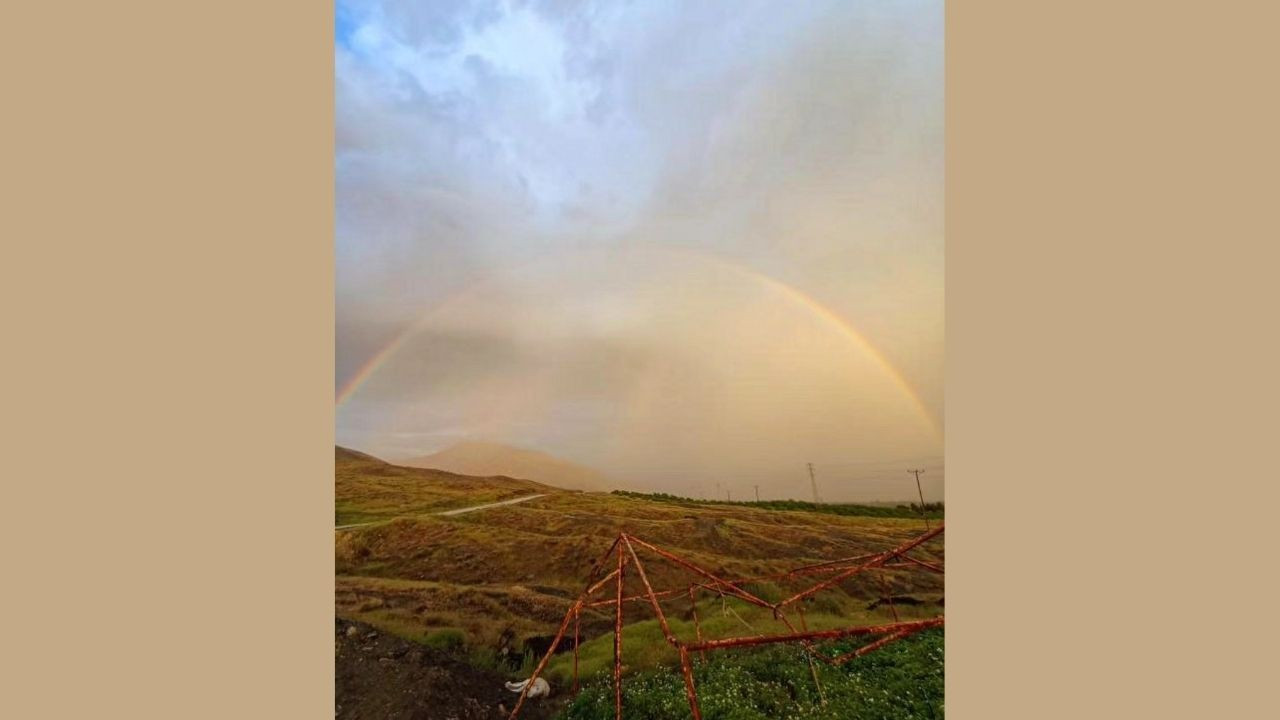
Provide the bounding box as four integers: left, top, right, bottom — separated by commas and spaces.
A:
335, 447, 943, 718
610, 490, 944, 520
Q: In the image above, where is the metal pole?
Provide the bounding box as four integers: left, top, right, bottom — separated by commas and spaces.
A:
678, 645, 703, 720
779, 524, 945, 607
614, 538, 625, 720
685, 617, 944, 653
626, 535, 773, 609
908, 469, 929, 529
572, 605, 580, 695
688, 585, 706, 662
506, 599, 582, 720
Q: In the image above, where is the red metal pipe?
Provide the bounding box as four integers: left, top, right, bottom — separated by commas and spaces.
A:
516, 531, 943, 718
688, 585, 706, 662
581, 535, 622, 588
587, 567, 620, 596
572, 605, 581, 695
511, 535, 629, 718
584, 555, 934, 609
877, 570, 899, 622
685, 617, 944, 653
783, 604, 827, 704
896, 553, 945, 574
614, 539, 625, 720
678, 644, 703, 720
625, 535, 773, 609
786, 551, 881, 574
828, 620, 939, 665
623, 535, 679, 646
779, 525, 944, 607
506, 598, 582, 720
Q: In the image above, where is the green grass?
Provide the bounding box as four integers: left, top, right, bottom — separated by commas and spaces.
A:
422, 627, 467, 650
340, 608, 439, 645
561, 628, 944, 720
610, 491, 943, 521
545, 596, 941, 686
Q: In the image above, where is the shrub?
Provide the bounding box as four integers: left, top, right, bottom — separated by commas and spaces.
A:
423, 628, 466, 650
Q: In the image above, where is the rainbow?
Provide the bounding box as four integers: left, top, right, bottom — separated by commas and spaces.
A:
691, 253, 941, 439
336, 246, 941, 438
336, 319, 431, 406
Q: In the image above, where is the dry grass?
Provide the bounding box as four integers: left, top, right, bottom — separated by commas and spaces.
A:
336, 575, 571, 649
334, 447, 944, 678
335, 446, 562, 524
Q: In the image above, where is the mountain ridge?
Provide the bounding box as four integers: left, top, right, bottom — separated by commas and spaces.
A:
400, 440, 612, 492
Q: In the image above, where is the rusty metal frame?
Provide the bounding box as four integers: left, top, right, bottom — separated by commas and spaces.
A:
507, 523, 943, 720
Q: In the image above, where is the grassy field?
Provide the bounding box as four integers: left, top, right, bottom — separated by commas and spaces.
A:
543, 593, 942, 687
335, 447, 943, 717
611, 490, 944, 521
335, 446, 561, 525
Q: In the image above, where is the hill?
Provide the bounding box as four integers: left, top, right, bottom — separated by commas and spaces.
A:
335, 445, 561, 525
401, 440, 613, 492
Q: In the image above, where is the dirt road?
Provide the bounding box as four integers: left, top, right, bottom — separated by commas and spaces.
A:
336, 493, 547, 530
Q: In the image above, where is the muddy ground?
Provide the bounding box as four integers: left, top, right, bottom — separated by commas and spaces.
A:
336, 618, 567, 720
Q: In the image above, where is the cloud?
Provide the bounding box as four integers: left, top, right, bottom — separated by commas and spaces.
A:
336, 1, 944, 500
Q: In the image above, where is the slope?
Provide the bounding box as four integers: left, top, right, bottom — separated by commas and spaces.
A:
401, 440, 613, 492
336, 445, 563, 525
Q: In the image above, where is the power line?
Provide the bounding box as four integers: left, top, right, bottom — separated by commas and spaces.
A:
819, 456, 944, 469
820, 468, 945, 480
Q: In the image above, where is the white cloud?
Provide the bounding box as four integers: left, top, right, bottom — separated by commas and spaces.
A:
336, 0, 945, 500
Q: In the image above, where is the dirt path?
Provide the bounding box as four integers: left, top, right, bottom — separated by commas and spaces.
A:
336, 494, 547, 531
436, 493, 547, 516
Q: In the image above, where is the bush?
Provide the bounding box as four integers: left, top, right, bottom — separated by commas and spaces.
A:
423, 628, 466, 650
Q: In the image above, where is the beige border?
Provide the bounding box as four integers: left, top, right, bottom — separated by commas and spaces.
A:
4, 1, 1276, 717
946, 1, 1276, 716
3, 1, 333, 716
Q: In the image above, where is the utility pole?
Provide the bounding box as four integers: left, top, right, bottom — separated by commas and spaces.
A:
908, 469, 929, 529
726, 489, 732, 502
807, 463, 820, 504
754, 485, 760, 502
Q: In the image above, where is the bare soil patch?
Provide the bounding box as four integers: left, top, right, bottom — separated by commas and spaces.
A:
336, 618, 566, 720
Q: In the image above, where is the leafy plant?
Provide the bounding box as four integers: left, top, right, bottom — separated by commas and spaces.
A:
561, 628, 943, 720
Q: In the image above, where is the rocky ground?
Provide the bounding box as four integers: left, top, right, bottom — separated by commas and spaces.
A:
336, 618, 566, 720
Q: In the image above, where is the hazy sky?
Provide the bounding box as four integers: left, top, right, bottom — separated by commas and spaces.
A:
336, 0, 943, 502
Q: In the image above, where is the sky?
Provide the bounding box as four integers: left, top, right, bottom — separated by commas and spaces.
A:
336, 0, 944, 502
